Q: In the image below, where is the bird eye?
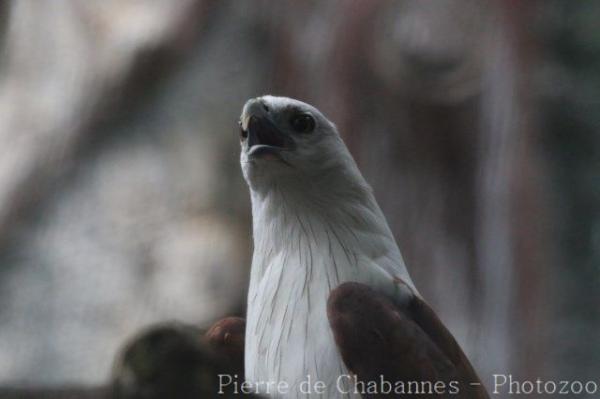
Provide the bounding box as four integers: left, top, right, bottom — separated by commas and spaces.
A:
290, 113, 315, 133
239, 120, 248, 140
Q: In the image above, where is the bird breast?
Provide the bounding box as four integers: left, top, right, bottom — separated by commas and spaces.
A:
245, 213, 379, 398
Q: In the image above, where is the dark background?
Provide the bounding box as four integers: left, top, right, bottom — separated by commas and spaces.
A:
0, 0, 598, 394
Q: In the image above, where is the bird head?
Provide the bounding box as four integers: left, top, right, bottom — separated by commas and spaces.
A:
239, 96, 353, 192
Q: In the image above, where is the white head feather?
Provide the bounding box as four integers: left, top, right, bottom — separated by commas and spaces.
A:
240, 96, 415, 398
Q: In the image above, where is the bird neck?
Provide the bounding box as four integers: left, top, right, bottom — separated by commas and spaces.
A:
249, 164, 395, 271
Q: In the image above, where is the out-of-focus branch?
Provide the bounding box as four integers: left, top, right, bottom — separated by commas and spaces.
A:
0, 319, 253, 399
0, 0, 214, 247
111, 321, 260, 399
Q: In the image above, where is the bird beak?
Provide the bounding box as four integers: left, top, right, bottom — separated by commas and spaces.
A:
245, 115, 290, 151
240, 100, 295, 157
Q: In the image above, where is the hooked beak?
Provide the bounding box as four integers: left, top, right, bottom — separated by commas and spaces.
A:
241, 115, 294, 157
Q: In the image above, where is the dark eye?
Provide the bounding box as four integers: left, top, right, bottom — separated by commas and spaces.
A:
239, 120, 247, 139
290, 113, 315, 133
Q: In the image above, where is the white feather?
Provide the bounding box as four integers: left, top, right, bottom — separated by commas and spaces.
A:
241, 96, 416, 398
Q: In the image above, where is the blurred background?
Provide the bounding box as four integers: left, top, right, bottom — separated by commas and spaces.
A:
0, 0, 598, 395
